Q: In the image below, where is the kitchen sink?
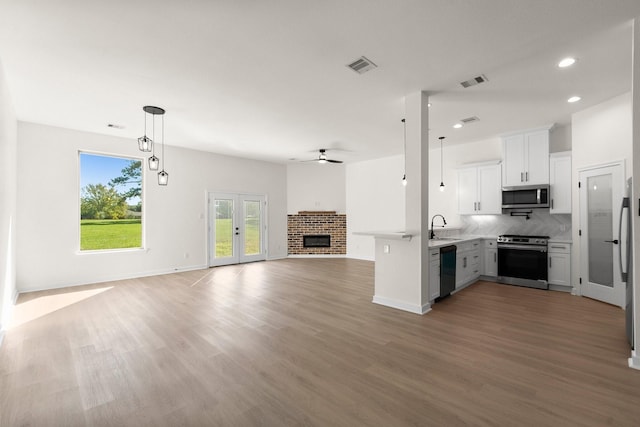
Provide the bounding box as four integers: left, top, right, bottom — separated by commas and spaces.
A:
432, 237, 460, 241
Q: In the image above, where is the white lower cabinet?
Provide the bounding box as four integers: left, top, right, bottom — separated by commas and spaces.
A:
483, 239, 498, 277
455, 240, 481, 289
548, 242, 571, 287
429, 248, 440, 301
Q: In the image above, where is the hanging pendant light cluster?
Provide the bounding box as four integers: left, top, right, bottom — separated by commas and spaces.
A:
401, 118, 407, 186
439, 136, 445, 191
138, 106, 169, 186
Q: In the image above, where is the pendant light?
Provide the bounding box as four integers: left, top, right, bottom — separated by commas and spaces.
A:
157, 108, 169, 186
148, 112, 159, 170
401, 118, 407, 186
139, 106, 168, 185
137, 108, 153, 152
439, 136, 445, 191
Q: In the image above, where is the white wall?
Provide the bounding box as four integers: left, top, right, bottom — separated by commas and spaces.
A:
550, 124, 572, 153
0, 58, 17, 333
346, 155, 405, 260
571, 92, 633, 293
287, 163, 346, 214
16, 122, 287, 292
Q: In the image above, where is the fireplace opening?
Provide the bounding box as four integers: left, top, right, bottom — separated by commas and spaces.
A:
303, 235, 331, 248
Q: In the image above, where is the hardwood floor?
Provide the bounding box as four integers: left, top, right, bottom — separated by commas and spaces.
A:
1, 258, 639, 426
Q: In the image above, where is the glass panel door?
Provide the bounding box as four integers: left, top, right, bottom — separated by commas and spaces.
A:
243, 199, 262, 257
579, 163, 625, 307
209, 193, 266, 266
587, 174, 613, 287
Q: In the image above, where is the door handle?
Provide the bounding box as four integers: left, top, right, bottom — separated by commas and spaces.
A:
526, 171, 529, 181
604, 239, 619, 244
619, 197, 630, 282
520, 172, 524, 182
549, 257, 552, 268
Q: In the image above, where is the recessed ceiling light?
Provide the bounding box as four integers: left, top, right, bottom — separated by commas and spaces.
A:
568, 96, 581, 103
453, 123, 463, 129
558, 57, 576, 68
427, 103, 432, 107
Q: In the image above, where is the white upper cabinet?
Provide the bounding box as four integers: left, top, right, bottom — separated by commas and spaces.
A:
458, 161, 502, 215
549, 152, 572, 214
502, 127, 550, 187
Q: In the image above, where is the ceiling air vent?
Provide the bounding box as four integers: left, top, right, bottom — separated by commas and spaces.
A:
460, 116, 480, 124
347, 56, 377, 74
460, 74, 488, 88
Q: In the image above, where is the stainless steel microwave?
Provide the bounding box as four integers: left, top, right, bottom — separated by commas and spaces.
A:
502, 185, 550, 209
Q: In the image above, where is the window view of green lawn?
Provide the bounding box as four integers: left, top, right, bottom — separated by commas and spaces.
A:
214, 199, 261, 258
80, 153, 142, 251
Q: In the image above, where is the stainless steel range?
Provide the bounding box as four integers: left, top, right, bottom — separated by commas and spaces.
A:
497, 234, 549, 289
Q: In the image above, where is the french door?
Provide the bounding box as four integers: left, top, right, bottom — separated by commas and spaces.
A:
579, 163, 625, 307
208, 193, 266, 266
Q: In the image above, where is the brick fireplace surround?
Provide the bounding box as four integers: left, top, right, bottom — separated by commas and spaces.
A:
287, 211, 347, 255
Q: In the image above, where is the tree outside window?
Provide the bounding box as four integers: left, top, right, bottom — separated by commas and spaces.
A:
79, 153, 143, 250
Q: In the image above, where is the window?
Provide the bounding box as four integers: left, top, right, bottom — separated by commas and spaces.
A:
79, 153, 143, 251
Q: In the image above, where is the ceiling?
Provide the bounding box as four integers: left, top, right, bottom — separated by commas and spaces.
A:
1, 1, 639, 164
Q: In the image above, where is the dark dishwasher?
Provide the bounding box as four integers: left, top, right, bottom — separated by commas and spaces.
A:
437, 245, 456, 300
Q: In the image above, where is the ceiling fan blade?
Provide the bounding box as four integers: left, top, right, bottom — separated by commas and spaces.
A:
327, 159, 343, 163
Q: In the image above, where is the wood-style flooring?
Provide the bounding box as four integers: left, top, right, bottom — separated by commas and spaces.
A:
1, 258, 639, 426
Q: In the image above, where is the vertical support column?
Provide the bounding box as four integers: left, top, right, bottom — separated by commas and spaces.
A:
371, 91, 430, 314
405, 92, 431, 309
630, 17, 640, 370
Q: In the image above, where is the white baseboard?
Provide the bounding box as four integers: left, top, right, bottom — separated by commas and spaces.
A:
549, 284, 572, 293
372, 295, 431, 315
629, 350, 640, 370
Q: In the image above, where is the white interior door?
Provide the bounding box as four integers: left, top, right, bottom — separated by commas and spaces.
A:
579, 163, 625, 307
209, 193, 266, 267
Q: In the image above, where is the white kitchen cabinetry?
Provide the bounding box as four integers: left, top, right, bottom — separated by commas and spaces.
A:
548, 242, 571, 287
549, 152, 572, 214
455, 240, 481, 289
429, 248, 440, 301
483, 239, 497, 277
502, 127, 550, 187
458, 162, 502, 215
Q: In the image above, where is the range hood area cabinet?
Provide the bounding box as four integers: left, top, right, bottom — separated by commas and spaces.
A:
501, 126, 551, 187
549, 151, 572, 214
457, 161, 502, 215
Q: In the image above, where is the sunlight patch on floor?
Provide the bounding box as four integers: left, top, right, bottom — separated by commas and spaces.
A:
9, 286, 113, 328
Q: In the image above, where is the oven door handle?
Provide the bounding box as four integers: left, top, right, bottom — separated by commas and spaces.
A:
498, 244, 547, 252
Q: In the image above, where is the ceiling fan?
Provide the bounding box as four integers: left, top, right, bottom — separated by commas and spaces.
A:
304, 149, 343, 164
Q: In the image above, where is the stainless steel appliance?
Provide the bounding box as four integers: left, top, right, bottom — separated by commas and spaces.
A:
502, 185, 550, 209
621, 177, 634, 348
437, 245, 456, 301
497, 234, 549, 289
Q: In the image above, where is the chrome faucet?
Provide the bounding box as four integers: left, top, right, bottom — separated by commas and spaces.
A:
430, 214, 447, 239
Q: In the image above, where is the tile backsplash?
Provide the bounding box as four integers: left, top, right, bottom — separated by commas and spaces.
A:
450, 211, 572, 239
